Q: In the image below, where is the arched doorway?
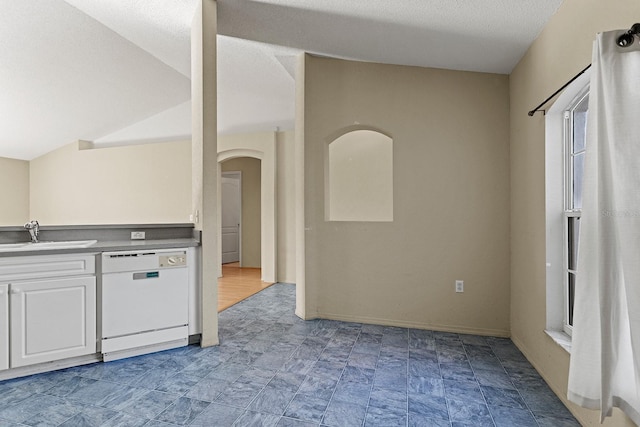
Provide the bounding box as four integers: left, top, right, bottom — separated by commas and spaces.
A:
217, 147, 276, 283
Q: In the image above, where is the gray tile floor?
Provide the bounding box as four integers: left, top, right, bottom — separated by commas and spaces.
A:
0, 283, 580, 427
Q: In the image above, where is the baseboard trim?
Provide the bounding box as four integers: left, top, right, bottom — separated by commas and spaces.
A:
316, 311, 510, 337
295, 308, 318, 321
511, 334, 587, 426
0, 354, 101, 381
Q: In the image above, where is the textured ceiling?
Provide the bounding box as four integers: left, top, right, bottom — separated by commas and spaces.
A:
0, 0, 564, 160
217, 0, 565, 74
95, 36, 298, 145
63, 0, 195, 77
0, 0, 191, 160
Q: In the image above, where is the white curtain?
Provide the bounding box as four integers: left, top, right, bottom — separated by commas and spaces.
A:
568, 30, 640, 424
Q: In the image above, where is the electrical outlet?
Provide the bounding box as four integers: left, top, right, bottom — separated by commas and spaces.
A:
131, 231, 146, 240
455, 280, 464, 293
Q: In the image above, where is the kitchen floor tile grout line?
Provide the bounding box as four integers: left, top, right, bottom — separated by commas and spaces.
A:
0, 283, 580, 427
317, 326, 363, 426
476, 341, 541, 427
462, 338, 500, 427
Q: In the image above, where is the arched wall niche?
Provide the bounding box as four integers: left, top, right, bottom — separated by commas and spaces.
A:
324, 126, 394, 222
324, 124, 393, 142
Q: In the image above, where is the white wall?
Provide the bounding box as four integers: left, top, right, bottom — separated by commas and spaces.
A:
0, 156, 29, 226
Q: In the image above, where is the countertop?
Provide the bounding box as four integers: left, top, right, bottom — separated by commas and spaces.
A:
0, 238, 200, 258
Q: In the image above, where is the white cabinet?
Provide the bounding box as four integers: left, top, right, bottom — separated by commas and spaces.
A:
0, 284, 8, 370
10, 276, 96, 368
0, 254, 96, 370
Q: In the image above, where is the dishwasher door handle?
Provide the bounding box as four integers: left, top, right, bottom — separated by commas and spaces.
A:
133, 271, 160, 280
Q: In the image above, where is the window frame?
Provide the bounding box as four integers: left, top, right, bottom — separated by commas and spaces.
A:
544, 68, 590, 350
562, 88, 589, 336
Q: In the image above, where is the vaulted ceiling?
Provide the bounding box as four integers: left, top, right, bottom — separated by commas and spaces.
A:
0, 0, 564, 160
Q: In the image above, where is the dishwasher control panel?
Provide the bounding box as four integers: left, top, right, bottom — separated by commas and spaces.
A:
159, 254, 187, 268
102, 249, 188, 273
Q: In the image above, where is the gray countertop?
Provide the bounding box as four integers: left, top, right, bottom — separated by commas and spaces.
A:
0, 238, 200, 258
0, 223, 201, 257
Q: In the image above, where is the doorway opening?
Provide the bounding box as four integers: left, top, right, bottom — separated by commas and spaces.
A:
218, 156, 273, 311
218, 262, 273, 312
221, 171, 242, 265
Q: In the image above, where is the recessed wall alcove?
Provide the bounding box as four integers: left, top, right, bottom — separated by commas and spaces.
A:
325, 128, 393, 222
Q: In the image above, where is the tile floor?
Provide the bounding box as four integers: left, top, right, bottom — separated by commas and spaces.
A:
0, 283, 580, 426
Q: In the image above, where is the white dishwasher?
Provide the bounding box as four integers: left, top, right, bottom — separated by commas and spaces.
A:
100, 248, 189, 361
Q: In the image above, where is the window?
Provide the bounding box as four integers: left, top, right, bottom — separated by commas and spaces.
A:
563, 90, 588, 335
544, 69, 590, 347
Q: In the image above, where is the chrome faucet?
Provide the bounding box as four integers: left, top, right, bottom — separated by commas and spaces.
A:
24, 220, 39, 243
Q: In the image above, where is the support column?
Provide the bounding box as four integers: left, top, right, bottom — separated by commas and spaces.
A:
192, 0, 218, 346
294, 54, 307, 319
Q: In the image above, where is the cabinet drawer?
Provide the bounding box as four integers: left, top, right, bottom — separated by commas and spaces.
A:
0, 254, 95, 282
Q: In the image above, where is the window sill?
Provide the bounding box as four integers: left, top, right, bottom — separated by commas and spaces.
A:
545, 329, 572, 353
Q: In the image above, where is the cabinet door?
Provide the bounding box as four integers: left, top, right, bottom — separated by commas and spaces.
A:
0, 283, 8, 370
10, 276, 96, 368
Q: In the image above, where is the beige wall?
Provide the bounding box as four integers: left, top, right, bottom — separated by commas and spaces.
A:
0, 157, 30, 226
29, 140, 191, 225
277, 130, 296, 283
221, 157, 261, 268
25, 128, 297, 282
509, 1, 639, 425
301, 55, 511, 335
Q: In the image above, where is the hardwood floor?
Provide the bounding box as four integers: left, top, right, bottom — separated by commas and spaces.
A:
218, 262, 274, 312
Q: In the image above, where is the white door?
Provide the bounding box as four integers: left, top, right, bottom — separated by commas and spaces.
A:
0, 283, 8, 370
10, 276, 96, 368
221, 172, 241, 264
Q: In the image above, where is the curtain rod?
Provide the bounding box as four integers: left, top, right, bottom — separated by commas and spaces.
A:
527, 64, 591, 116
528, 23, 640, 117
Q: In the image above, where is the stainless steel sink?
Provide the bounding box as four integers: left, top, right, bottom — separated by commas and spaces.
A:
0, 240, 98, 252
